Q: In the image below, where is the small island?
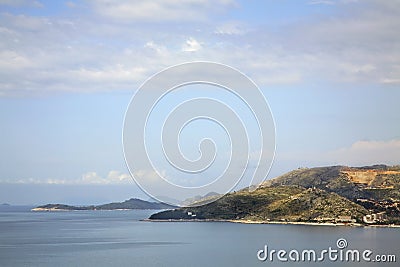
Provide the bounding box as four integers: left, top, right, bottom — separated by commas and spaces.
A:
149, 165, 400, 226
32, 198, 176, 211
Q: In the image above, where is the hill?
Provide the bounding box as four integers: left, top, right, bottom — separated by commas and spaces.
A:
262, 165, 400, 220
149, 165, 400, 225
32, 198, 176, 211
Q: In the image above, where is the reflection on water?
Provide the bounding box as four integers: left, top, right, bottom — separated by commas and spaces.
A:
0, 210, 399, 267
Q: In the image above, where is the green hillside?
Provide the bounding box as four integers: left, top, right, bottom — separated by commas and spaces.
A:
150, 165, 400, 225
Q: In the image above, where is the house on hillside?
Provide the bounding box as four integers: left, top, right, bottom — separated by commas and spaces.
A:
363, 212, 386, 224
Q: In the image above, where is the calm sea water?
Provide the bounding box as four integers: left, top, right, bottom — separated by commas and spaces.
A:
0, 209, 399, 267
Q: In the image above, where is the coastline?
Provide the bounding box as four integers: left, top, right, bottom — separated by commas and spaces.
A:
29, 208, 400, 228
31, 208, 71, 212
144, 218, 400, 228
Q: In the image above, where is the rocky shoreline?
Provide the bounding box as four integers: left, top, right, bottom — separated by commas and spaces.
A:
144, 218, 400, 228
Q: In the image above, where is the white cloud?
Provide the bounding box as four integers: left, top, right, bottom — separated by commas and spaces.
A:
381, 78, 400, 85
0, 0, 42, 8
70, 65, 147, 84
0, 50, 32, 70
182, 37, 202, 52
132, 169, 170, 184
88, 0, 236, 22
273, 0, 400, 84
0, 171, 133, 185
81, 171, 99, 183
380, 65, 400, 85
307, 0, 335, 5
4, 13, 50, 31
327, 139, 400, 166
81, 170, 132, 184
144, 41, 168, 56
0, 0, 399, 96
215, 21, 247, 35
107, 170, 131, 183
280, 139, 400, 168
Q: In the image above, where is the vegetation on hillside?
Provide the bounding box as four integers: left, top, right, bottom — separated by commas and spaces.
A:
150, 165, 400, 225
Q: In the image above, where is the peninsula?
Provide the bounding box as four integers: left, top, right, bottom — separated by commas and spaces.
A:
32, 198, 176, 211
149, 165, 400, 226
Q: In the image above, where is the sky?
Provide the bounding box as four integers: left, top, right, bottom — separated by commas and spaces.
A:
0, 0, 399, 205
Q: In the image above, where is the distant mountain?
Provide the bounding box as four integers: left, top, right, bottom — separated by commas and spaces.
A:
145, 193, 222, 207
150, 165, 400, 225
180, 192, 221, 207
96, 198, 176, 210
32, 198, 176, 211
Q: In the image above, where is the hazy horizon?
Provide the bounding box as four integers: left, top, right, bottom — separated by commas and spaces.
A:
1, 163, 399, 206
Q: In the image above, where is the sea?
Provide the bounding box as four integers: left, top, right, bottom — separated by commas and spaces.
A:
0, 207, 399, 267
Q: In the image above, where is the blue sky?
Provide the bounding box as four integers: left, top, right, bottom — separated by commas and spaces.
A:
0, 0, 399, 205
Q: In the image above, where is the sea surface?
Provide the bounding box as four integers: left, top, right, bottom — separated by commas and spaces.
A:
0, 208, 399, 267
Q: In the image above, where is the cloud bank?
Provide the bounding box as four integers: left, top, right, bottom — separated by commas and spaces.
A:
0, 0, 399, 96
0, 170, 133, 185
